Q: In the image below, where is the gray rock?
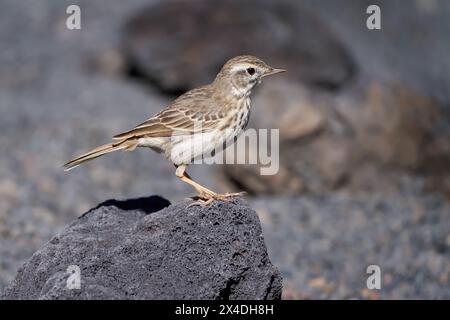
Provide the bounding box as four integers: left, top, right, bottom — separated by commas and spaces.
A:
2, 196, 282, 300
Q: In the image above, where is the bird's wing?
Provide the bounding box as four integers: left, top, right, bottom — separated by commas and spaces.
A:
113, 90, 227, 141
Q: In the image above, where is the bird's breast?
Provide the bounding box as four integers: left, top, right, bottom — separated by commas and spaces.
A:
233, 97, 251, 131
215, 98, 251, 143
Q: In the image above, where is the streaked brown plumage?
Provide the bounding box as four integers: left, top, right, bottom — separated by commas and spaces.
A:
64, 55, 285, 204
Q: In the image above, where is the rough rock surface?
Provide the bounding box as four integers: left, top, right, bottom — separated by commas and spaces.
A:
2, 196, 282, 300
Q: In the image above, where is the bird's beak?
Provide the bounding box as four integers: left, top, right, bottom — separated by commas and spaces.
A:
263, 68, 287, 77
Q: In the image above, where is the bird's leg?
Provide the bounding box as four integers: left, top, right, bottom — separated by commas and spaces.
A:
175, 165, 246, 206
175, 165, 217, 201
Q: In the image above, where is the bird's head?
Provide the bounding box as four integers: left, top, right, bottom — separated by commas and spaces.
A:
214, 55, 286, 98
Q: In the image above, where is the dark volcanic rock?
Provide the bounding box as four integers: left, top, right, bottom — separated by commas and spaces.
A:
2, 196, 282, 300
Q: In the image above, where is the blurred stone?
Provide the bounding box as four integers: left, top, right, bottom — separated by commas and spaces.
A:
223, 80, 449, 195
252, 81, 326, 140
122, 0, 356, 92
302, 0, 450, 108
337, 82, 450, 196
337, 83, 439, 169
3, 196, 282, 300
224, 164, 304, 196
86, 49, 127, 77
222, 83, 346, 194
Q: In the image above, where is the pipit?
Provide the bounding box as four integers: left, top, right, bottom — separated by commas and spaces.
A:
64, 55, 285, 204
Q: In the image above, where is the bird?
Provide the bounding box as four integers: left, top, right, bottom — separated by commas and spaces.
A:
64, 55, 285, 204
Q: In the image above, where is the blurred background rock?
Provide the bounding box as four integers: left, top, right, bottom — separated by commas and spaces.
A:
0, 0, 449, 298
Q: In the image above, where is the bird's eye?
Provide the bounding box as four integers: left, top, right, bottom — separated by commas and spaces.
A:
246, 67, 255, 75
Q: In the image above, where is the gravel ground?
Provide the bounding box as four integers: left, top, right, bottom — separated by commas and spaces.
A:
252, 193, 450, 299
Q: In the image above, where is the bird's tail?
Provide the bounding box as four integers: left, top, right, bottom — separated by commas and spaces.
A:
63, 140, 137, 171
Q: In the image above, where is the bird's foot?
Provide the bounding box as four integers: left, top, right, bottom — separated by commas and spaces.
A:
187, 191, 246, 208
